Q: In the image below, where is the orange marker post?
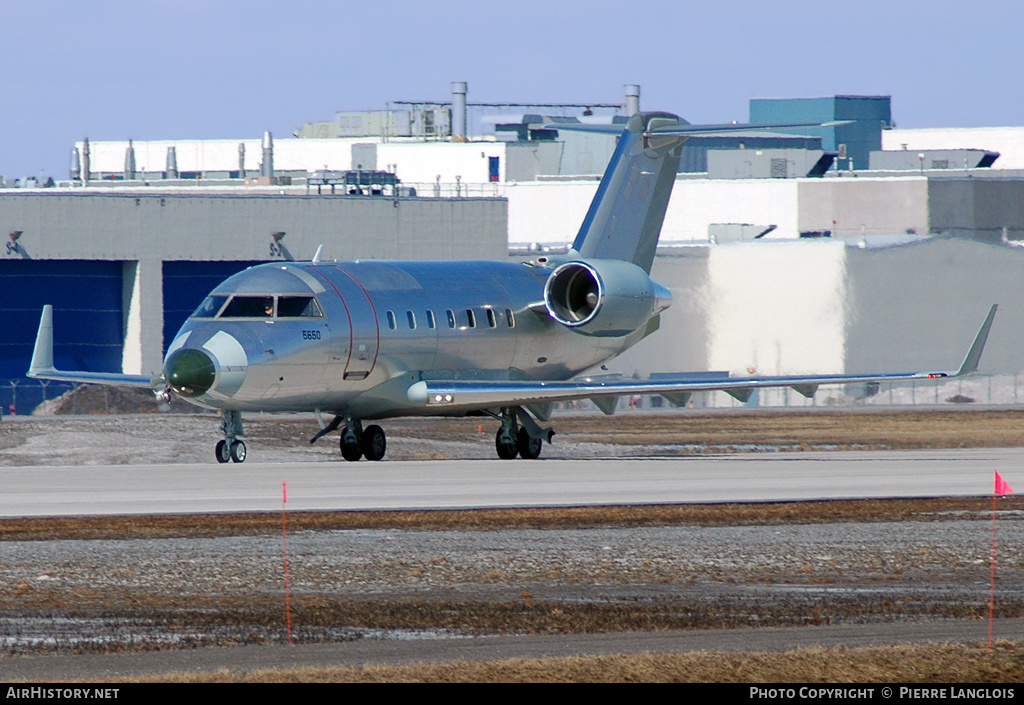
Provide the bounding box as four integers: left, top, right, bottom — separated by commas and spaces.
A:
990, 471, 1014, 648
283, 480, 293, 646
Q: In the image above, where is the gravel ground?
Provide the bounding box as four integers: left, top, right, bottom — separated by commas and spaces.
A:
2, 518, 1022, 654
1, 412, 1023, 655
0, 414, 635, 465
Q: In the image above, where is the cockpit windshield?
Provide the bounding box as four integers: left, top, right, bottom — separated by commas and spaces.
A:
277, 296, 323, 318
191, 295, 229, 318
191, 294, 324, 319
221, 296, 275, 318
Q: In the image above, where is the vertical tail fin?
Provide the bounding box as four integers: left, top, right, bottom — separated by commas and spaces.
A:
570, 112, 687, 274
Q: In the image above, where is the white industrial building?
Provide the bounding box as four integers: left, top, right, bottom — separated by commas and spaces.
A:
5, 85, 1024, 412
883, 127, 1024, 170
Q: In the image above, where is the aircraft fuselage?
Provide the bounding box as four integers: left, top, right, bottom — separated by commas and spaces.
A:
165, 259, 652, 419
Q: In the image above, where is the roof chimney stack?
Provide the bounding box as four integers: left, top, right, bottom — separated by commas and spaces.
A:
451, 81, 468, 143
624, 84, 640, 116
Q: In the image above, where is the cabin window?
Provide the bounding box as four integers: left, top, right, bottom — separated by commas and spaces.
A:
221, 296, 274, 318
466, 309, 476, 328
506, 308, 515, 327
446, 309, 456, 328
485, 308, 496, 328
426, 310, 436, 329
191, 295, 229, 318
277, 296, 323, 318
407, 310, 417, 329
386, 311, 397, 330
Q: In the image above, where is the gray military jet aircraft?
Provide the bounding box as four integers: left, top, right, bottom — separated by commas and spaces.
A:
28, 112, 997, 463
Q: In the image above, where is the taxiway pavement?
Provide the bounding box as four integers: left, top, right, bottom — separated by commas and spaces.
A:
1, 447, 1019, 518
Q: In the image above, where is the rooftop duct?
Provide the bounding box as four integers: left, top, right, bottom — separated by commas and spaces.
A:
261, 131, 274, 177
624, 84, 640, 116
451, 81, 467, 142
166, 146, 178, 179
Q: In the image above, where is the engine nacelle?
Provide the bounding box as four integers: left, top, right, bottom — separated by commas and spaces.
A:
543, 259, 671, 337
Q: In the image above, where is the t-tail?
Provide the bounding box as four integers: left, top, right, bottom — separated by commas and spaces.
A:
563, 112, 853, 273
569, 112, 687, 274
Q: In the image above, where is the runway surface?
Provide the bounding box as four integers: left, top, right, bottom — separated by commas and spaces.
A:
0, 447, 1019, 517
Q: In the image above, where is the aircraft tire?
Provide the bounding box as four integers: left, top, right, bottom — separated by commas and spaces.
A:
215, 440, 230, 464
516, 427, 542, 460
362, 425, 386, 461
340, 433, 363, 462
230, 440, 247, 463
495, 429, 518, 460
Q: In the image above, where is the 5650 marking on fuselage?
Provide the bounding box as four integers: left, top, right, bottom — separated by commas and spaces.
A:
301, 330, 322, 340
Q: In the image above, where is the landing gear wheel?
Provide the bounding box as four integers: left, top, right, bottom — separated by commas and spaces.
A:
495, 429, 518, 459
230, 440, 247, 463
341, 432, 363, 462
362, 425, 387, 461
215, 440, 230, 464
516, 427, 542, 460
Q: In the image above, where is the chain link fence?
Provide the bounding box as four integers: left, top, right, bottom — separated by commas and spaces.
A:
562, 373, 1024, 414
3, 373, 1023, 418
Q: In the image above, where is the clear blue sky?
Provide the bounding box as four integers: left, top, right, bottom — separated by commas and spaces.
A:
2, 0, 1020, 180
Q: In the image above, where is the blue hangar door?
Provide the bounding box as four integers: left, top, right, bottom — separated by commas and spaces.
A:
0, 260, 124, 413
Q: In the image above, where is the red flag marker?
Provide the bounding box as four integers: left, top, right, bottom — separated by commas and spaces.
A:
995, 471, 1014, 496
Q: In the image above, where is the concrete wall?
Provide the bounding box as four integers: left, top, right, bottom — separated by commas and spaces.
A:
0, 193, 507, 377
611, 241, 846, 378
798, 177, 930, 237
663, 179, 800, 241
375, 142, 508, 185
505, 180, 598, 246
611, 238, 1024, 409
928, 179, 1024, 241
504, 177, 802, 247
610, 248, 712, 376
844, 237, 1024, 375
0, 193, 506, 262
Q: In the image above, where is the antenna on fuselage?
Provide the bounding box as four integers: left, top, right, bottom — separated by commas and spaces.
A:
311, 244, 324, 264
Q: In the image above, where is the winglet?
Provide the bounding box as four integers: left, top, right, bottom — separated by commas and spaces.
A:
28, 305, 56, 377
27, 304, 156, 387
955, 304, 997, 376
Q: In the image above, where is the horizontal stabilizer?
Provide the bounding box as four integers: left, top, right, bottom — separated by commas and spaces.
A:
545, 119, 854, 136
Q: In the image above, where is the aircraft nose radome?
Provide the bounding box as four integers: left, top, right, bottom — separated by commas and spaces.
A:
165, 348, 216, 398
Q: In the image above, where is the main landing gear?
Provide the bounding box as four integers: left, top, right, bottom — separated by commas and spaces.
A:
339, 421, 387, 462
215, 410, 247, 463
306, 408, 552, 463
493, 407, 550, 460
310, 416, 388, 462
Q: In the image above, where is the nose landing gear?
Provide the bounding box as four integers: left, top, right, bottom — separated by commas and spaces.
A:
215, 410, 247, 463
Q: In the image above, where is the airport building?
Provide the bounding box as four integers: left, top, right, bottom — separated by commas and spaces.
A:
3, 84, 1024, 412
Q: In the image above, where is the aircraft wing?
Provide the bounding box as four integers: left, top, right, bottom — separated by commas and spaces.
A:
27, 305, 156, 387
411, 305, 997, 413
